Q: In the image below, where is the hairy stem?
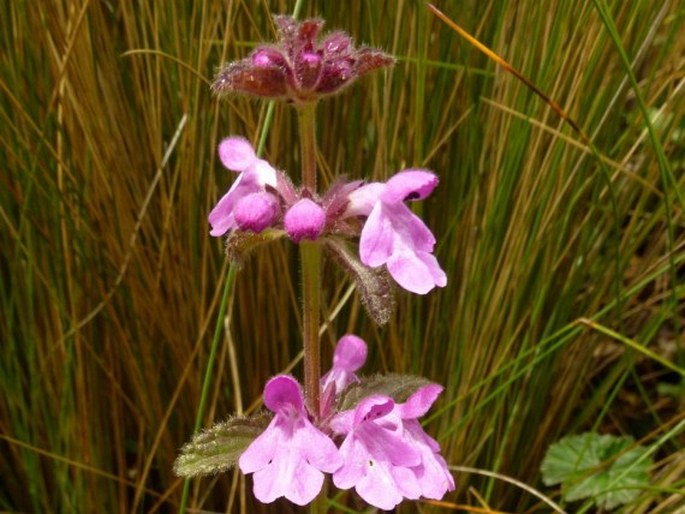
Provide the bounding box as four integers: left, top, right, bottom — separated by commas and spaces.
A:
298, 103, 318, 192
297, 102, 322, 419
301, 241, 322, 418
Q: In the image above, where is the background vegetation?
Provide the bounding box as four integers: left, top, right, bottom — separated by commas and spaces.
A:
1, 0, 683, 512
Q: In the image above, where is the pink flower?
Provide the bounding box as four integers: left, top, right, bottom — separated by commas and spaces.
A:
346, 170, 447, 294
330, 384, 454, 509
208, 137, 280, 236
330, 395, 422, 510
238, 375, 342, 505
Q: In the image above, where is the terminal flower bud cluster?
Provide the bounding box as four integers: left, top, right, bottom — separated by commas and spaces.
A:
238, 336, 455, 508
212, 15, 395, 104
209, 137, 446, 294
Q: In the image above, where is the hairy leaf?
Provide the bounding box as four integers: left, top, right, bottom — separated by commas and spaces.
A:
338, 373, 432, 411
174, 412, 271, 477
225, 229, 285, 266
325, 237, 396, 325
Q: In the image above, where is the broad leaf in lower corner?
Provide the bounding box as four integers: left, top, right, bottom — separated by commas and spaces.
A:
174, 412, 271, 477
541, 432, 652, 510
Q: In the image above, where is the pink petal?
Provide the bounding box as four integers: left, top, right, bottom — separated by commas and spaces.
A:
403, 420, 455, 497
405, 418, 441, 453
218, 136, 257, 171
381, 170, 438, 204
233, 192, 279, 233
352, 395, 395, 426
251, 443, 290, 503
419, 251, 447, 287
413, 450, 455, 499
359, 204, 394, 267
386, 249, 440, 295
283, 198, 326, 242
354, 460, 404, 510
345, 182, 384, 217
399, 384, 443, 419
390, 203, 436, 252
284, 456, 325, 505
248, 159, 278, 188
329, 408, 355, 435
333, 334, 368, 372
391, 465, 422, 499
361, 422, 421, 467
208, 190, 237, 236
332, 436, 366, 489
321, 333, 368, 399
263, 375, 304, 413
241, 375, 342, 506
299, 428, 343, 473
237, 418, 280, 473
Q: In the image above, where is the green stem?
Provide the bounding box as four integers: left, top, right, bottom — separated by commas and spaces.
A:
297, 102, 322, 419
178, 265, 236, 514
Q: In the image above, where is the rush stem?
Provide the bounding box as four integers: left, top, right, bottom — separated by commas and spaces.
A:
297, 103, 322, 420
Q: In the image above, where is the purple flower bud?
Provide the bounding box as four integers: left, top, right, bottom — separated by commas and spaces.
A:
355, 47, 397, 77
322, 32, 352, 56
251, 47, 288, 68
211, 61, 288, 99
234, 192, 279, 233
321, 335, 368, 410
284, 198, 326, 242
296, 51, 323, 89
317, 58, 355, 94
212, 16, 394, 104
296, 19, 324, 51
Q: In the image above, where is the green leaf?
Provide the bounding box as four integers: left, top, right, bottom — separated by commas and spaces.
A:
338, 373, 432, 411
225, 229, 285, 266
541, 432, 602, 486
324, 237, 396, 326
598, 445, 652, 510
541, 432, 652, 510
174, 412, 271, 477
